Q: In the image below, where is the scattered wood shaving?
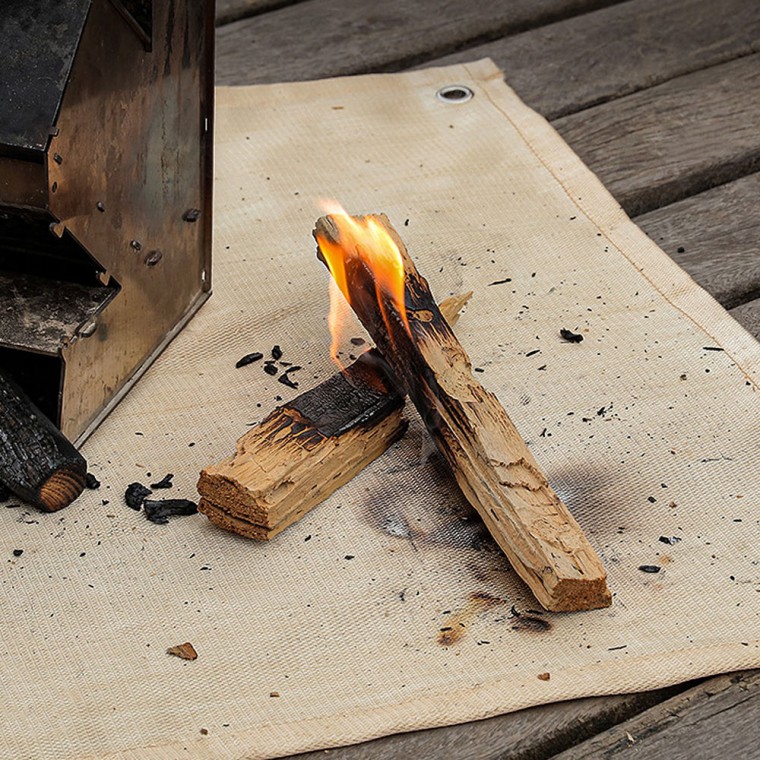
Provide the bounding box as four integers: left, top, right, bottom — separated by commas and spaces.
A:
166, 642, 198, 660
537, 672, 551, 681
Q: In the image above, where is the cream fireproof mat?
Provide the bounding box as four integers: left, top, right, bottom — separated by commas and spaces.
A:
2, 60, 758, 759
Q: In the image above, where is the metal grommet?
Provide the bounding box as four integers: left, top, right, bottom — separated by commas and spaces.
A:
436, 85, 474, 104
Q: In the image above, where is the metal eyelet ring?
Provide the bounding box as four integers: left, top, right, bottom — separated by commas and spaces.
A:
436, 85, 474, 104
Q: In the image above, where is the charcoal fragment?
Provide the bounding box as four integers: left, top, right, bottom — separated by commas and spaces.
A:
125, 482, 152, 510
264, 363, 278, 376
143, 499, 198, 524
350, 337, 366, 346
235, 352, 264, 368
271, 345, 283, 360
658, 536, 682, 545
150, 473, 174, 489
488, 277, 512, 286
12, 549, 23, 557
278, 374, 299, 389
638, 565, 661, 573
85, 473, 101, 489
560, 328, 584, 343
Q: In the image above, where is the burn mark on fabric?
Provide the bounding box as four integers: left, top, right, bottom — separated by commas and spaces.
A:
511, 615, 552, 633
500, 604, 554, 634
436, 591, 505, 646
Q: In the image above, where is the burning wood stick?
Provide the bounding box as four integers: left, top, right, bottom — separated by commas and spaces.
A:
314, 213, 611, 612
197, 293, 472, 540
0, 370, 87, 511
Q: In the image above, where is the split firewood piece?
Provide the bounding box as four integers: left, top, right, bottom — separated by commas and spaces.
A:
197, 293, 472, 540
314, 213, 611, 612
0, 370, 87, 511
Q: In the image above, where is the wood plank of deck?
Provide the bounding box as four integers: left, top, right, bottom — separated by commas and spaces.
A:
552, 670, 760, 759
730, 299, 760, 340
424, 0, 760, 119
215, 0, 625, 85
216, 0, 307, 27
635, 173, 760, 309
289, 684, 687, 760
554, 53, 760, 216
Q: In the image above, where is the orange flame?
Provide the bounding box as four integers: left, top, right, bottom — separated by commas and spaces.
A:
316, 201, 408, 370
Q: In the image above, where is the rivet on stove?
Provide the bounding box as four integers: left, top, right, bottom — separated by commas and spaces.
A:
78, 321, 97, 338
130, 239, 143, 251
145, 250, 163, 267
96, 201, 106, 212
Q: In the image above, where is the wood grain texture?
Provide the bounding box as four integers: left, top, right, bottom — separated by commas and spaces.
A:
198, 403, 408, 538
216, 0, 623, 85
730, 299, 760, 340
288, 684, 686, 760
198, 353, 406, 538
425, 0, 760, 119
554, 54, 760, 216
635, 173, 760, 309
215, 0, 306, 27
315, 215, 610, 612
552, 670, 760, 759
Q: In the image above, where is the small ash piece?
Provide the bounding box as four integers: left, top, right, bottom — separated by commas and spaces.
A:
560, 328, 584, 343
12, 549, 23, 557
125, 482, 152, 510
271, 345, 283, 360
0, 482, 11, 501
143, 498, 198, 524
350, 337, 366, 346
235, 351, 264, 368
150, 473, 174, 489
638, 565, 661, 573
702, 346, 724, 352
84, 473, 101, 489
264, 363, 278, 376
659, 536, 682, 545
166, 641, 198, 660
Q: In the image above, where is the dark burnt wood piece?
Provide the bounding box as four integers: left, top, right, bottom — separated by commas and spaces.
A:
0, 369, 86, 511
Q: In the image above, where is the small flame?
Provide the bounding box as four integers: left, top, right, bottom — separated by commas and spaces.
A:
317, 201, 408, 370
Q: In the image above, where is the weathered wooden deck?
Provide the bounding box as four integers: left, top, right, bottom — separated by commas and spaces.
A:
214, 1, 760, 757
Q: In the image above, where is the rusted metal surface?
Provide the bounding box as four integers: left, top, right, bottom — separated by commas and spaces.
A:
0, 272, 116, 354
0, 0, 215, 442
0, 0, 91, 157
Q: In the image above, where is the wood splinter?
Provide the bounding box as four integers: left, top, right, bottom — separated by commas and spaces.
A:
314, 213, 611, 612
197, 293, 472, 540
